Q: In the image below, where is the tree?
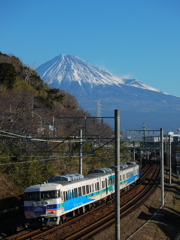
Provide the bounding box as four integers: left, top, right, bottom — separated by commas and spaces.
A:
0, 63, 16, 89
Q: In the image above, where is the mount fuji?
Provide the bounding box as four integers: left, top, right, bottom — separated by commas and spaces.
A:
36, 54, 180, 132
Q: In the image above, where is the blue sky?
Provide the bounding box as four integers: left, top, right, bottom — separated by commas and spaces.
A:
1, 0, 180, 96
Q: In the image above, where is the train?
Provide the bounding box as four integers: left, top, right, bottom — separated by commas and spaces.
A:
24, 161, 141, 226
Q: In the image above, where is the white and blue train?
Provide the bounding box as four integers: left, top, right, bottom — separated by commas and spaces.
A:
24, 162, 141, 226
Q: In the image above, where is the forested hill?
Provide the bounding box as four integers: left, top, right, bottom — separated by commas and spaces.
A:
0, 52, 79, 108
0, 52, 112, 138
0, 52, 79, 136
0, 52, 115, 200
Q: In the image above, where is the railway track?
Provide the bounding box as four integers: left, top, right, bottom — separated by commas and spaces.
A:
7, 162, 159, 240
60, 163, 160, 240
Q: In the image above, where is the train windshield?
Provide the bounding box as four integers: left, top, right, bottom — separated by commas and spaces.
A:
24, 190, 60, 201
41, 190, 60, 200
24, 192, 40, 201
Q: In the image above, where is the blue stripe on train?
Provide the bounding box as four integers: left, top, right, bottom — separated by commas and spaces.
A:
127, 173, 140, 184
127, 175, 135, 184
64, 196, 94, 211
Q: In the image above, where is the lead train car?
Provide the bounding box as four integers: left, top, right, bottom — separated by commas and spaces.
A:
24, 162, 141, 226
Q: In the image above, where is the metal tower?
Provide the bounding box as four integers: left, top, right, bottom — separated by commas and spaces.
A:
96, 99, 102, 118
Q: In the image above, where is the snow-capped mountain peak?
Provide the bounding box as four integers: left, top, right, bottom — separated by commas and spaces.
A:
124, 79, 161, 92
35, 54, 180, 132
36, 54, 161, 93
37, 54, 124, 86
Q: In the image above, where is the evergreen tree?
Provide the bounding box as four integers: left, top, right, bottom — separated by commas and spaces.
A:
0, 62, 16, 89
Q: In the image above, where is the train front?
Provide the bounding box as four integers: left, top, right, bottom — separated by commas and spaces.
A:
24, 183, 63, 226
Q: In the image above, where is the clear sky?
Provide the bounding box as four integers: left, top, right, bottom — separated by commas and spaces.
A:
1, 0, 180, 97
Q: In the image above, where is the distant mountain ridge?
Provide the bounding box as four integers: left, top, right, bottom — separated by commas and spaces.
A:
36, 54, 180, 132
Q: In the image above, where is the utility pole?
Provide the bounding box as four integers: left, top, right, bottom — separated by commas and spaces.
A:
142, 123, 146, 142
79, 129, 83, 175
169, 135, 172, 185
160, 128, 164, 206
115, 109, 120, 240
133, 141, 135, 161
53, 117, 56, 138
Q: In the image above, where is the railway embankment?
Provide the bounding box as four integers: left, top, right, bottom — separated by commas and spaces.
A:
91, 172, 180, 240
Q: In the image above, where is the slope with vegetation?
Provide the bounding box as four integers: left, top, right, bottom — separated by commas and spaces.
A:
0, 52, 131, 206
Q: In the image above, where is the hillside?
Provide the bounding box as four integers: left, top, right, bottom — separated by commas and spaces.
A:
0, 52, 91, 137
0, 52, 115, 199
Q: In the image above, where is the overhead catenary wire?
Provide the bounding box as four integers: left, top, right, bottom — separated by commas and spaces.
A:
0, 154, 115, 166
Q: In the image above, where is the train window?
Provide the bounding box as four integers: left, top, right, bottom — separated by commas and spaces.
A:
82, 186, 86, 195
72, 189, 74, 198
63, 192, 67, 201
74, 188, 78, 198
108, 179, 110, 185
68, 190, 72, 200
55, 190, 60, 198
109, 178, 111, 185
24, 192, 40, 201
86, 185, 89, 194
67, 192, 69, 200
78, 187, 82, 196
102, 181, 104, 188
41, 190, 60, 200
91, 184, 94, 192
66, 192, 68, 201
95, 182, 100, 191
41, 192, 50, 200
109, 178, 112, 185
120, 175, 122, 181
